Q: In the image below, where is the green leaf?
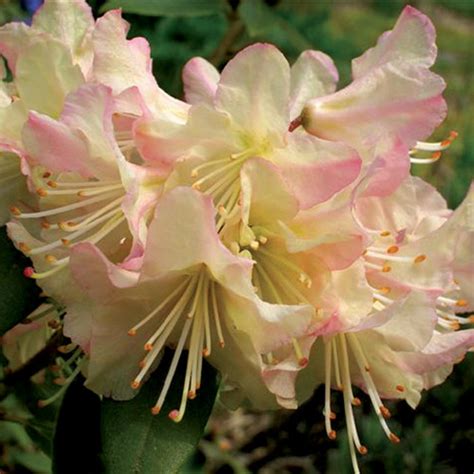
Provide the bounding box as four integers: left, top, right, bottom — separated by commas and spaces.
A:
52, 377, 102, 474
0, 226, 41, 336
101, 349, 219, 474
101, 0, 228, 17
238, 0, 312, 50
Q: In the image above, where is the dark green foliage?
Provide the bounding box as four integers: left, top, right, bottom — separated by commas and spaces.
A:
100, 350, 219, 474
0, 227, 42, 336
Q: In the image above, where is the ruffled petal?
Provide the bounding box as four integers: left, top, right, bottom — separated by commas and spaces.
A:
216, 43, 290, 146
290, 50, 338, 119
352, 6, 437, 79
92, 10, 188, 123
182, 57, 220, 105
16, 37, 84, 118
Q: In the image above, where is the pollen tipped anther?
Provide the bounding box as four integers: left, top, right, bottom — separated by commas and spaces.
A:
328, 430, 337, 440
61, 238, 70, 246
45, 255, 57, 264
47, 180, 58, 188
202, 348, 210, 357
151, 406, 161, 415
144, 343, 153, 351
219, 340, 225, 348
431, 151, 442, 160
329, 411, 336, 420
352, 397, 362, 407
168, 410, 180, 422
23, 267, 35, 278
358, 446, 368, 455
389, 433, 400, 444
396, 384, 405, 393
36, 188, 48, 197
298, 357, 309, 367
456, 299, 468, 307
380, 230, 391, 237
41, 221, 50, 229
382, 264, 391, 273
414, 255, 426, 264
250, 240, 259, 251
128, 329, 137, 336
387, 245, 399, 254
380, 406, 391, 419
188, 391, 196, 400
380, 287, 391, 294
218, 205, 227, 216
42, 171, 51, 178
19, 242, 31, 253
131, 380, 140, 389
10, 206, 21, 216
258, 235, 268, 244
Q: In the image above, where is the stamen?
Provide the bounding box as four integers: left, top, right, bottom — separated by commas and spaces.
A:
324, 340, 336, 440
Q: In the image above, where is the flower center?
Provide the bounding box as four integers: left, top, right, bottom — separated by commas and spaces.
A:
128, 268, 225, 422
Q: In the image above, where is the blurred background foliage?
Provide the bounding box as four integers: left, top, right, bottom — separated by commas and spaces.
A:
0, 0, 472, 473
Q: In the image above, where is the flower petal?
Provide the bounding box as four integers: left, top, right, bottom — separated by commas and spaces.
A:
182, 57, 220, 105
290, 50, 338, 119
216, 43, 290, 145
272, 133, 361, 209
352, 5, 437, 79
303, 63, 446, 149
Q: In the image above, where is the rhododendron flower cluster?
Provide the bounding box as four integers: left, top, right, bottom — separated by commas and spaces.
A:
0, 2, 472, 472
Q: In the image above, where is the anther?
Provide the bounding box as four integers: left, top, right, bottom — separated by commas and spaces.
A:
36, 188, 48, 197
47, 180, 57, 188
219, 340, 225, 348
192, 182, 201, 191
202, 348, 210, 357
188, 391, 196, 400
144, 343, 153, 351
41, 221, 50, 229
396, 385, 405, 393
131, 381, 140, 389
258, 235, 268, 244
128, 329, 137, 336
328, 430, 337, 440
45, 255, 57, 264
250, 240, 260, 251
380, 406, 391, 419
329, 411, 336, 420
380, 231, 391, 237
352, 397, 362, 407
387, 245, 399, 254
42, 171, 52, 178
10, 206, 21, 216
431, 151, 442, 160
61, 238, 70, 246
218, 205, 227, 216
382, 264, 391, 273
380, 287, 391, 294
414, 255, 426, 264
48, 320, 61, 329
151, 406, 161, 415
168, 410, 180, 422
456, 299, 468, 307
389, 433, 400, 444
191, 169, 198, 178
23, 267, 35, 278
19, 242, 31, 253
298, 357, 309, 367
358, 446, 368, 455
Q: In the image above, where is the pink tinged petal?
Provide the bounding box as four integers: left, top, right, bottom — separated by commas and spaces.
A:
215, 43, 290, 145
272, 133, 361, 209
182, 57, 220, 105
92, 10, 188, 122
69, 242, 139, 302
290, 50, 338, 119
396, 330, 474, 380
60, 83, 121, 180
0, 22, 33, 72
16, 37, 84, 118
32, 0, 94, 73
240, 158, 298, 226
357, 137, 410, 198
141, 187, 253, 288
352, 5, 437, 80
303, 64, 446, 149
22, 111, 93, 177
